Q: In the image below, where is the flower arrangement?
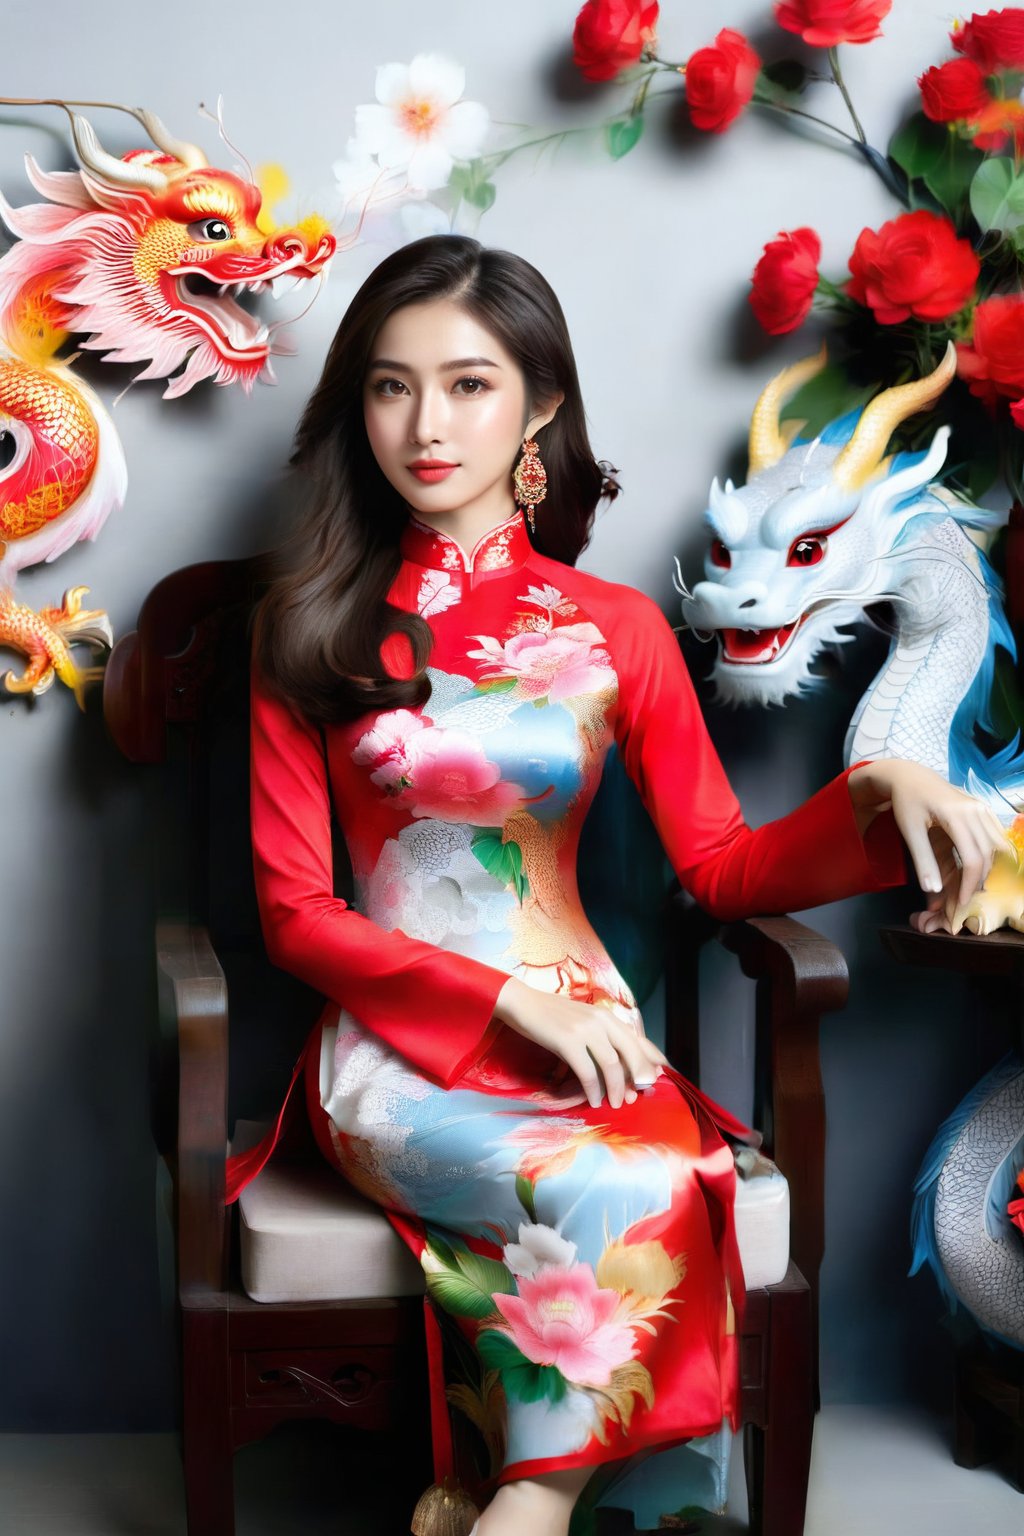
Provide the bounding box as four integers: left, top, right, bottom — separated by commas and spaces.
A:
329, 8, 1024, 510
738, 5, 1024, 507
559, 4, 1024, 508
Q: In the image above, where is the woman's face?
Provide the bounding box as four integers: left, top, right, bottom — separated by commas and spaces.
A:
363, 297, 557, 532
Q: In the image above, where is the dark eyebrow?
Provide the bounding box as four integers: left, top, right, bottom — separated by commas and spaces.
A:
368, 356, 502, 371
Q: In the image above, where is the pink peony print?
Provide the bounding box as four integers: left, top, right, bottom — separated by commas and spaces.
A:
399, 726, 524, 824
352, 709, 428, 790
493, 1263, 637, 1386
353, 710, 525, 824
467, 622, 614, 702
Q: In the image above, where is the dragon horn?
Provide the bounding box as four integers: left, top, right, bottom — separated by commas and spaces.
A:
126, 108, 208, 169
748, 343, 828, 475
70, 112, 168, 191
832, 342, 958, 491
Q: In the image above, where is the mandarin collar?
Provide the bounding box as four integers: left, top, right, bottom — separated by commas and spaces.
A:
398, 507, 532, 577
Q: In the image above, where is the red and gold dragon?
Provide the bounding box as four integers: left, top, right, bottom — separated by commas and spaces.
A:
0, 101, 336, 706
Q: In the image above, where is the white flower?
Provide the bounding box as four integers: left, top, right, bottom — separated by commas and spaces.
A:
332, 135, 411, 213
353, 53, 489, 193
503, 1222, 578, 1279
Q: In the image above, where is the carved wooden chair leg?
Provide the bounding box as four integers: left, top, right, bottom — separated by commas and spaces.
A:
748, 1280, 813, 1536
182, 1306, 234, 1536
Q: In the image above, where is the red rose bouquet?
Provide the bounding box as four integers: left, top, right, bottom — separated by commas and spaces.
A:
735, 7, 1024, 503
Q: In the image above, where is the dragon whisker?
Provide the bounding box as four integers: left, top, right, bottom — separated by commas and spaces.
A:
266, 269, 326, 342
198, 95, 255, 186
671, 554, 695, 602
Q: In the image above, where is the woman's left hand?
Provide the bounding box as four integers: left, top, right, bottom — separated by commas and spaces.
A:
847, 758, 1013, 934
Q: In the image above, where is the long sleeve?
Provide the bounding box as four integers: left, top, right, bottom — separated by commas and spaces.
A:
608, 590, 907, 921
249, 667, 507, 1087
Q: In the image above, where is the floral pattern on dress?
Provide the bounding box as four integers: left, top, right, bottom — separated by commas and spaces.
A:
353, 709, 527, 826
417, 568, 461, 618
466, 583, 615, 704
421, 1197, 683, 1458
360, 819, 516, 949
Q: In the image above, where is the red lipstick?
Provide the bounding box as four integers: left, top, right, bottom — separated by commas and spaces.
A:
409, 459, 458, 483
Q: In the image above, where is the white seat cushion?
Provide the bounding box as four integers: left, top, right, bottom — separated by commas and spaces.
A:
733, 1165, 791, 1289
238, 1156, 427, 1304
234, 1126, 790, 1303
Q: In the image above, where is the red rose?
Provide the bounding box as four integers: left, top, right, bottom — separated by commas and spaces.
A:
749, 228, 822, 335
686, 29, 761, 133
952, 8, 1024, 73
957, 295, 1024, 407
773, 0, 892, 47
573, 0, 659, 82
918, 58, 991, 122
847, 211, 980, 325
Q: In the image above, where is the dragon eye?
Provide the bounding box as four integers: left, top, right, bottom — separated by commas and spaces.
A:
0, 429, 16, 471
187, 218, 232, 242
710, 538, 731, 569
788, 535, 827, 567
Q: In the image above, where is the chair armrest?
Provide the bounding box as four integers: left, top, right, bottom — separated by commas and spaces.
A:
720, 913, 849, 1013
664, 892, 850, 1340
156, 921, 230, 1301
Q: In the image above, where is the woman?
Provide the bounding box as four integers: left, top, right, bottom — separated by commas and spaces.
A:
228, 235, 1006, 1536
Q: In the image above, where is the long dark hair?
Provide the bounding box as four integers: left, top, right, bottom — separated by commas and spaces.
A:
253, 234, 620, 725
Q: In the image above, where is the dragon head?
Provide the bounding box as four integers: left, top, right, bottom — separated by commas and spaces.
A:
0, 107, 336, 398
678, 343, 962, 705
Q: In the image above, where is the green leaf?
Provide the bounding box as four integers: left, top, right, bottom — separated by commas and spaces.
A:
760, 58, 808, 94
474, 676, 517, 693
924, 133, 981, 216
465, 178, 496, 212
970, 156, 1024, 235
606, 115, 644, 160
779, 362, 878, 440
889, 112, 981, 217
515, 1174, 537, 1221
477, 1329, 527, 1371
454, 1247, 517, 1298
477, 1330, 568, 1404
447, 165, 473, 198
889, 112, 949, 181
426, 1233, 458, 1271
512, 1363, 568, 1404
424, 1235, 515, 1318
426, 1269, 504, 1320
471, 830, 529, 902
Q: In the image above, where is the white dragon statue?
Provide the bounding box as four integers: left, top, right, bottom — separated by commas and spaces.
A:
676, 341, 1024, 1351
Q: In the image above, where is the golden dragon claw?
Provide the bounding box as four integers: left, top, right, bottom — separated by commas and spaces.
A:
0, 583, 113, 710
948, 828, 1024, 935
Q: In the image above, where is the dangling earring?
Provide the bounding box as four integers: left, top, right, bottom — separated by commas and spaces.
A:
513, 436, 547, 534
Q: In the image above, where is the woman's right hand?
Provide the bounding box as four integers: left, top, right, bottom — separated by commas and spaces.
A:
493, 977, 670, 1110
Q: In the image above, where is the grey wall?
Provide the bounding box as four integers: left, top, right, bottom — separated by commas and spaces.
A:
0, 0, 995, 1433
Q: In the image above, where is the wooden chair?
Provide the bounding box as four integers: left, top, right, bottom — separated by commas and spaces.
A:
104, 553, 848, 1536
